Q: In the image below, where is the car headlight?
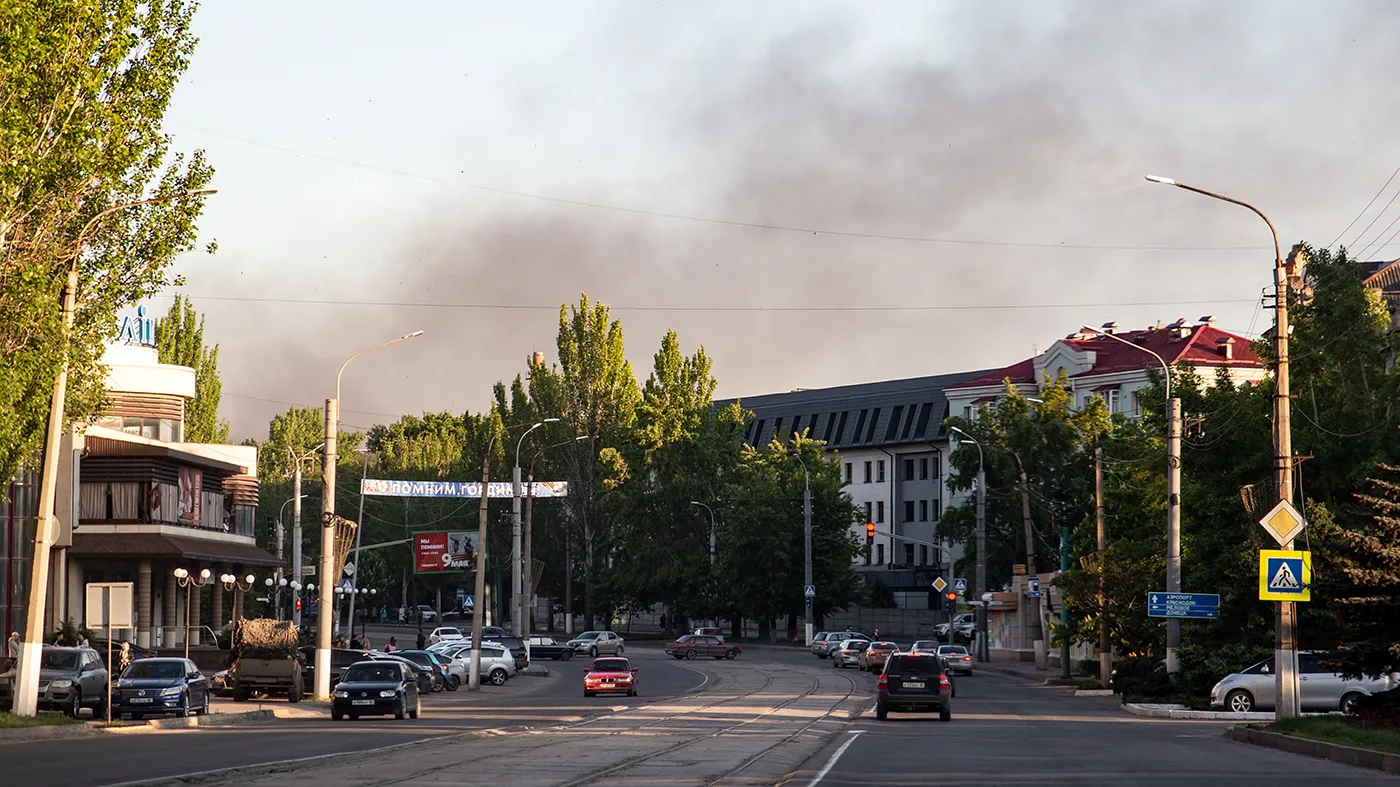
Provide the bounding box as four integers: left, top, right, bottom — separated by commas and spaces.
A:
335, 690, 349, 698
50, 679, 73, 689
160, 686, 184, 696
379, 690, 397, 698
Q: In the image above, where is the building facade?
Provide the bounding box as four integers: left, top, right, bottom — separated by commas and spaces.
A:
721, 370, 990, 609
0, 306, 276, 649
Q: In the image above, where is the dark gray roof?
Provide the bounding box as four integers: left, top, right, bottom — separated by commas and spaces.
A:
718, 369, 995, 451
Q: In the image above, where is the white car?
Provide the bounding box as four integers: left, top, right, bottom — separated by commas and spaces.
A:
429, 627, 464, 644
417, 604, 437, 622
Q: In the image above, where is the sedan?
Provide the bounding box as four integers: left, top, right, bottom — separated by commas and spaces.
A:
332, 661, 420, 720
429, 627, 464, 645
877, 652, 951, 721
395, 650, 452, 691
568, 630, 625, 657
860, 641, 900, 673
831, 638, 871, 668
115, 658, 210, 719
584, 657, 638, 697
369, 654, 436, 695
937, 645, 974, 676
526, 636, 575, 661
666, 634, 740, 660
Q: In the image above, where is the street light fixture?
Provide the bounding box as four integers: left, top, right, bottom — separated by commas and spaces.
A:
514, 418, 560, 639
317, 330, 424, 700
947, 426, 987, 663
1144, 173, 1297, 717
220, 573, 256, 623
786, 449, 813, 647
173, 567, 212, 660
14, 188, 218, 717
525, 434, 589, 651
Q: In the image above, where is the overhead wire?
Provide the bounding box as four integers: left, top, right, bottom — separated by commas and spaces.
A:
1329, 162, 1400, 249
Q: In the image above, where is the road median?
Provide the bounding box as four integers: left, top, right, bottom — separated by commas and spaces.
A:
1228, 723, 1400, 773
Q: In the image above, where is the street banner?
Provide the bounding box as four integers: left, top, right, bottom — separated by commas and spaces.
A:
415, 531, 479, 574
361, 479, 568, 499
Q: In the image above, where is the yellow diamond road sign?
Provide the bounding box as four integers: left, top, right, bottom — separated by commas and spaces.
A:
932, 577, 947, 592
1259, 499, 1305, 547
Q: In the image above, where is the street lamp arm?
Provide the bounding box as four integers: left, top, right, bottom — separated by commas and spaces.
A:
1146, 177, 1283, 266
335, 330, 424, 402
1079, 325, 1172, 402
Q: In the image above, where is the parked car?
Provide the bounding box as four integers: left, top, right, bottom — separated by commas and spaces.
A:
1210, 652, 1400, 713
583, 657, 638, 697
115, 658, 210, 719
860, 641, 900, 673
429, 627, 464, 645
910, 640, 941, 654
395, 650, 452, 692
831, 638, 872, 669
526, 635, 575, 661
692, 627, 725, 642
937, 644, 974, 676
568, 630, 625, 657
38, 646, 109, 718
666, 634, 741, 661
416, 605, 437, 622
299, 646, 374, 693
877, 652, 951, 721
332, 660, 420, 721
370, 654, 436, 695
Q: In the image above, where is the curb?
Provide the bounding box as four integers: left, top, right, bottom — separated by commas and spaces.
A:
0, 722, 103, 744
148, 710, 274, 730
1227, 725, 1400, 773
1074, 689, 1114, 697
1125, 703, 1273, 721
978, 663, 1050, 684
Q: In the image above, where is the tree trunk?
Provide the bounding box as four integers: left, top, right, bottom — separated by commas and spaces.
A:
786, 612, 798, 642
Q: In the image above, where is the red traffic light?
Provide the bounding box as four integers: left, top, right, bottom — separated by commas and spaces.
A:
295, 599, 302, 612
945, 592, 957, 602
865, 522, 876, 545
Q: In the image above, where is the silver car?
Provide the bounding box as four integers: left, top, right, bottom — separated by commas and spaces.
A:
831, 638, 871, 668
811, 631, 861, 658
567, 631, 625, 657
1210, 652, 1399, 713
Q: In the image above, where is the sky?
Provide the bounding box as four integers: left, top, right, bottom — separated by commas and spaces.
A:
141, 0, 1400, 440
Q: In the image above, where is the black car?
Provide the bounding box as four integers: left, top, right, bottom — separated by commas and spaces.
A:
299, 646, 374, 692
371, 654, 436, 695
115, 658, 211, 719
526, 636, 575, 661
332, 660, 420, 721
877, 652, 951, 721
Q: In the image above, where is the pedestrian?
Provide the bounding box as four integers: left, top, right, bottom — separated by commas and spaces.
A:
6, 631, 19, 660
117, 642, 133, 676
385, 637, 398, 653
398, 605, 405, 623
53, 630, 66, 646
415, 628, 426, 651
77, 632, 90, 649
361, 635, 373, 651
349, 634, 362, 649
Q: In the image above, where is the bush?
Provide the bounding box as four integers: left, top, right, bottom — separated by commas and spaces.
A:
1111, 655, 1170, 702
1351, 687, 1400, 731
1078, 659, 1099, 679
1175, 642, 1272, 707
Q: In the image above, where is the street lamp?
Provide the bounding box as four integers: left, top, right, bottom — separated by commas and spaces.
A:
220, 573, 256, 623
173, 567, 212, 660
787, 450, 813, 647
521, 433, 586, 664
947, 426, 987, 663
690, 501, 719, 631
1145, 174, 1297, 717
288, 443, 322, 629
514, 419, 560, 639
345, 446, 376, 642
14, 188, 217, 717
317, 330, 424, 700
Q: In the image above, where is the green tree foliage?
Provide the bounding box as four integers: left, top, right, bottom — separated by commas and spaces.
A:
1322, 464, 1400, 679
0, 0, 215, 487
155, 294, 228, 442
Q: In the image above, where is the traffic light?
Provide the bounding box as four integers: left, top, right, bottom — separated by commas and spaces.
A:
945, 591, 957, 604
866, 522, 875, 546
295, 598, 302, 612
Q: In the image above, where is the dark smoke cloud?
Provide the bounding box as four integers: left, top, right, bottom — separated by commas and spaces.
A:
197, 0, 1400, 440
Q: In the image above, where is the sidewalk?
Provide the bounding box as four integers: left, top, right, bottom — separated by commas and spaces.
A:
978, 651, 1098, 688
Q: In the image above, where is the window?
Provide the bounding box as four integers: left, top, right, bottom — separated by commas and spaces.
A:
931, 455, 941, 480
919, 500, 929, 521
884, 406, 904, 441
876, 501, 884, 523
962, 405, 972, 420
903, 459, 915, 481
866, 408, 881, 442
1132, 391, 1143, 417
932, 499, 941, 521
876, 544, 885, 565
919, 458, 929, 480
865, 547, 872, 566
904, 544, 915, 565
853, 410, 869, 444
864, 462, 872, 484
864, 502, 873, 522
877, 461, 886, 483
903, 501, 915, 522
1101, 389, 1121, 413
844, 463, 852, 484
920, 545, 929, 565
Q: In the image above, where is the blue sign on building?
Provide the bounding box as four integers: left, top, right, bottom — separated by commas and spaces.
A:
116, 305, 155, 347
1147, 592, 1220, 619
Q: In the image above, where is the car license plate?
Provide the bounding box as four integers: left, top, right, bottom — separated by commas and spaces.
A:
130, 698, 153, 703
903, 681, 925, 689
352, 700, 373, 706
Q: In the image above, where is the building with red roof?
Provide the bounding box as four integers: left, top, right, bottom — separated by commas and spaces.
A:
945, 317, 1267, 420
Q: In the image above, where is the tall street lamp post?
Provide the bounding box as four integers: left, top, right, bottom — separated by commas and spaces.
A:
947, 426, 987, 663
1145, 174, 1297, 717
788, 450, 813, 647
13, 188, 216, 717
173, 568, 211, 660
316, 330, 423, 700
514, 419, 559, 638
522, 434, 587, 659
289, 443, 322, 629
220, 573, 256, 624
345, 448, 375, 640
690, 501, 718, 629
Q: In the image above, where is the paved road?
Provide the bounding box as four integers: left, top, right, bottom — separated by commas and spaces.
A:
2, 645, 712, 787
787, 666, 1397, 786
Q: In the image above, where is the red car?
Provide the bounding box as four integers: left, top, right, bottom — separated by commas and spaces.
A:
584, 657, 638, 697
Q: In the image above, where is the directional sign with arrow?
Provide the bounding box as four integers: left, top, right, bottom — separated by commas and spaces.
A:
1147, 592, 1220, 619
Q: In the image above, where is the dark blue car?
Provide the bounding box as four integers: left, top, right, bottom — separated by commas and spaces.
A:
115, 658, 210, 719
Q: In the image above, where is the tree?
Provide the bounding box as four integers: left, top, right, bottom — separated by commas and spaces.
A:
155, 294, 228, 442
0, 0, 215, 488
1323, 464, 1400, 679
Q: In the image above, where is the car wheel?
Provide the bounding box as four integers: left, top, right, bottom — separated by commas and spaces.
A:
395, 699, 406, 720
179, 694, 190, 718
202, 691, 211, 716
489, 669, 508, 686
448, 675, 460, 691
584, 690, 593, 698
562, 651, 573, 661
67, 690, 83, 718
685, 649, 697, 660
409, 697, 420, 719
939, 707, 951, 722
1341, 692, 1363, 715
590, 647, 598, 658
617, 645, 624, 655
332, 710, 343, 721
876, 705, 888, 721
1225, 689, 1254, 713
726, 650, 737, 660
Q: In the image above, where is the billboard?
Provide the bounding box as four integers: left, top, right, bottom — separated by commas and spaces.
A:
178, 467, 202, 527
362, 479, 568, 499
415, 531, 478, 573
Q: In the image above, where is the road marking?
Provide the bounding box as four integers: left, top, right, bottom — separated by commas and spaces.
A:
805, 730, 865, 786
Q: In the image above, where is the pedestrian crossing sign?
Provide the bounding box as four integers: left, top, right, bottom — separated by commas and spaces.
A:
1258, 549, 1310, 602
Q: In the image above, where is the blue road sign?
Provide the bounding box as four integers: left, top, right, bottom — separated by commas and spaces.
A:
1026, 577, 1041, 598
1147, 592, 1220, 619
953, 578, 968, 592
462, 595, 475, 611
804, 584, 817, 599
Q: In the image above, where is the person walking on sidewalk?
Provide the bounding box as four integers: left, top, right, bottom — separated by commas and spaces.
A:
415, 628, 426, 651
384, 637, 398, 654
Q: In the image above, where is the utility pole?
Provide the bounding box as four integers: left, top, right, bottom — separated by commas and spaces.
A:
291, 463, 303, 628
346, 450, 370, 640
1016, 459, 1036, 576
1060, 518, 1070, 680
803, 478, 813, 647
1166, 397, 1183, 675
975, 463, 986, 662
513, 420, 554, 638
1095, 447, 1110, 687
468, 440, 492, 690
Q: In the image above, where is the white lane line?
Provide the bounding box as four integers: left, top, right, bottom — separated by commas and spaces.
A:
805, 729, 865, 787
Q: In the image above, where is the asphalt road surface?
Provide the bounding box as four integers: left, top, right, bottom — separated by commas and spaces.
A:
786, 661, 1397, 786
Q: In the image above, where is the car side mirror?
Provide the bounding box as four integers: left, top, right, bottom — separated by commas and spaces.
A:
631, 668, 638, 675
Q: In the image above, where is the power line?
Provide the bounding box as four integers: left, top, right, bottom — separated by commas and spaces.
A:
1346, 178, 1400, 252
175, 122, 1274, 252
161, 293, 1258, 314
223, 391, 400, 423
1329, 162, 1400, 248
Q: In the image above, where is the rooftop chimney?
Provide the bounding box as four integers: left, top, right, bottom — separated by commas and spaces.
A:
1216, 337, 1235, 360
1101, 321, 1120, 335
530, 351, 546, 367
1198, 315, 1217, 326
